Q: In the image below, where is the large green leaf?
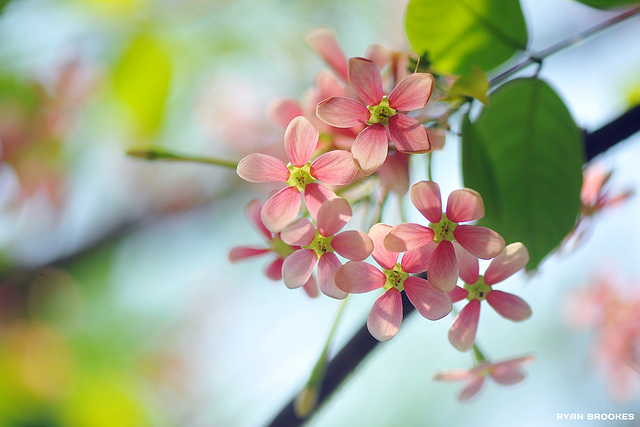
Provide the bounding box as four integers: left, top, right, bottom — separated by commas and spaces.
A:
573, 0, 640, 9
462, 78, 584, 269
405, 0, 528, 76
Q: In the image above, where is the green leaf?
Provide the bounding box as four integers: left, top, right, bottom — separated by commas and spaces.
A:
405, 0, 528, 76
573, 0, 640, 9
445, 66, 490, 105
462, 78, 584, 269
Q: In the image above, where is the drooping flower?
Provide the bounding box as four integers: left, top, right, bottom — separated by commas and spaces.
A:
448, 243, 532, 352
316, 57, 434, 175
385, 181, 505, 292
236, 116, 358, 232
335, 223, 452, 341
279, 198, 373, 299
433, 355, 534, 401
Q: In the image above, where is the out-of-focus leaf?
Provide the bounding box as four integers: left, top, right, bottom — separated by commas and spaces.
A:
72, 0, 147, 14
405, 0, 528, 76
0, 0, 12, 16
573, 0, 640, 9
462, 78, 584, 269
445, 66, 489, 105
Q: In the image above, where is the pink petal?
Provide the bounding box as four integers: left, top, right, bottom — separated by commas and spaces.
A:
446, 188, 485, 223
228, 246, 270, 262
237, 153, 289, 182
306, 28, 349, 82
483, 242, 529, 285
453, 242, 479, 284
309, 71, 348, 106
261, 186, 302, 232
453, 225, 506, 260
490, 366, 525, 385
332, 230, 374, 261
348, 57, 383, 106
351, 123, 388, 176
448, 299, 481, 351
316, 197, 351, 237
404, 276, 452, 320
449, 285, 469, 303
265, 257, 284, 280
282, 249, 317, 289
316, 97, 369, 128
377, 152, 410, 195
388, 73, 434, 111
334, 261, 385, 293
280, 218, 315, 246
317, 252, 347, 299
410, 181, 443, 223
304, 183, 338, 220
433, 369, 475, 382
400, 243, 436, 273
428, 240, 459, 292
369, 223, 399, 270
384, 223, 434, 252
364, 44, 393, 69
246, 199, 271, 240
267, 98, 303, 129
427, 127, 446, 151
492, 355, 535, 374
302, 274, 319, 298
486, 290, 532, 321
459, 377, 485, 401
388, 114, 430, 153
311, 150, 357, 185
367, 288, 403, 342
285, 116, 319, 167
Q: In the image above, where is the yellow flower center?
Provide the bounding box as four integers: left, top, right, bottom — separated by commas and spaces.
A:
367, 96, 396, 126
429, 214, 458, 243
286, 163, 316, 191
382, 263, 408, 292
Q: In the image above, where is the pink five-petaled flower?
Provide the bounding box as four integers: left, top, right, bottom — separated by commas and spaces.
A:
384, 181, 506, 292
448, 242, 532, 351
279, 198, 373, 299
236, 116, 358, 232
335, 223, 452, 341
316, 57, 434, 175
433, 355, 534, 401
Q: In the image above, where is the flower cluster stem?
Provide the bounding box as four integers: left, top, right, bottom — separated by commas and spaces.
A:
127, 146, 239, 169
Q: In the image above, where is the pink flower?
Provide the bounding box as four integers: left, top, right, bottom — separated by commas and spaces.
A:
448, 243, 532, 351
433, 355, 534, 401
316, 57, 434, 175
385, 181, 506, 292
279, 198, 373, 299
335, 223, 452, 341
236, 116, 358, 232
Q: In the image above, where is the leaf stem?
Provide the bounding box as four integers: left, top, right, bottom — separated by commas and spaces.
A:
127, 146, 239, 169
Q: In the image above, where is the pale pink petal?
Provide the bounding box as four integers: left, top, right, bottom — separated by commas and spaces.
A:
388, 114, 430, 154
282, 249, 317, 289
304, 183, 338, 220
433, 369, 475, 382
486, 290, 532, 321
237, 153, 289, 182
369, 223, 399, 270
306, 28, 349, 82
285, 116, 319, 167
280, 218, 316, 246
351, 123, 388, 176
453, 225, 505, 260
261, 186, 302, 232
427, 127, 446, 151
400, 243, 435, 273
404, 276, 452, 320
459, 377, 485, 401
410, 181, 443, 223
490, 366, 525, 385
384, 223, 434, 252
246, 199, 271, 240
428, 240, 459, 292
302, 274, 319, 298
367, 288, 403, 342
449, 285, 469, 303
228, 246, 270, 262
388, 73, 434, 111
348, 57, 383, 106
377, 152, 410, 195
453, 242, 479, 284
446, 189, 485, 222
364, 44, 393, 69
493, 355, 535, 371
448, 299, 481, 351
483, 242, 529, 285
265, 257, 284, 280
316, 97, 369, 128
267, 98, 303, 129
311, 150, 357, 185
332, 230, 373, 261
316, 197, 351, 237
317, 252, 348, 299
309, 71, 348, 106
334, 261, 385, 293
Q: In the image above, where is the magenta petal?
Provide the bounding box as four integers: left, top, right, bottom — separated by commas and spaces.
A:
367, 288, 403, 342
280, 218, 315, 246
410, 181, 443, 223
400, 243, 436, 273
228, 246, 270, 262
261, 186, 302, 232
332, 230, 374, 261
237, 153, 289, 183
388, 114, 430, 154
302, 274, 319, 298
428, 241, 459, 292
282, 249, 317, 289
486, 290, 532, 321
384, 223, 434, 252
348, 57, 383, 106
483, 242, 529, 285
459, 377, 485, 401
334, 261, 385, 293
316, 197, 351, 237
369, 223, 399, 270
311, 150, 357, 185
351, 123, 388, 176
316, 97, 369, 128
453, 242, 479, 284
446, 188, 485, 222
449, 285, 469, 303
304, 183, 338, 220
285, 116, 319, 167
267, 98, 303, 129
453, 225, 506, 260
404, 276, 452, 320
317, 252, 347, 299
388, 73, 434, 111
448, 299, 481, 351
246, 199, 271, 240
265, 257, 284, 281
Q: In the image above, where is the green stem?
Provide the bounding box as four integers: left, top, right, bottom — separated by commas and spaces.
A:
472, 343, 488, 363
127, 146, 239, 169
427, 152, 434, 182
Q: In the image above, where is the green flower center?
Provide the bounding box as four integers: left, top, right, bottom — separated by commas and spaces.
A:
367, 96, 396, 126
270, 235, 296, 259
429, 214, 458, 243
464, 276, 492, 301
382, 263, 409, 292
286, 163, 316, 191
303, 231, 334, 259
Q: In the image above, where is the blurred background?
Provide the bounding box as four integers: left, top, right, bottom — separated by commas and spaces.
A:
0, 0, 639, 425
